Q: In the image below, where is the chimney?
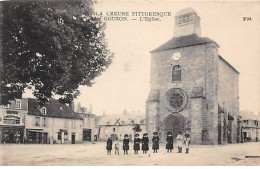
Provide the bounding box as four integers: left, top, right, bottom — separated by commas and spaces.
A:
69, 101, 74, 111
89, 104, 93, 114
123, 109, 128, 115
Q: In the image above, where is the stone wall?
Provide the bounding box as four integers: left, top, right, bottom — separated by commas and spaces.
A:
218, 56, 239, 143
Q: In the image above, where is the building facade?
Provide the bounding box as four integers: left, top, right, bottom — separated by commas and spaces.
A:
97, 113, 146, 141
240, 110, 259, 142
146, 8, 240, 145
0, 98, 95, 144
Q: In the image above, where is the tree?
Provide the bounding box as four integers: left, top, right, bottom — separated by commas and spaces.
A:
0, 0, 113, 105
133, 124, 142, 136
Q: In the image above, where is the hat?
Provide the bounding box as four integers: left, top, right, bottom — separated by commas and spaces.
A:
135, 133, 139, 137
178, 131, 182, 134
143, 133, 148, 136
153, 132, 158, 135
167, 131, 172, 135
124, 134, 129, 137
185, 134, 190, 138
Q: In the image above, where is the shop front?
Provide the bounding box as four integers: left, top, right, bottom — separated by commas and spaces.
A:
0, 126, 25, 144
26, 129, 44, 144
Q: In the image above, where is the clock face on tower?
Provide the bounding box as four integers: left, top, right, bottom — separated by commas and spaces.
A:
172, 52, 181, 60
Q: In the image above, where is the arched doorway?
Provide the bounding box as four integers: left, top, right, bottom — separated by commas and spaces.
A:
163, 114, 185, 140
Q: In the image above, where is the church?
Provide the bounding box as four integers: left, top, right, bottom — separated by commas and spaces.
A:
146, 8, 240, 145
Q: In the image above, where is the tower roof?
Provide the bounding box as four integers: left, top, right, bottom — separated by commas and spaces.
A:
175, 7, 196, 16
151, 35, 219, 53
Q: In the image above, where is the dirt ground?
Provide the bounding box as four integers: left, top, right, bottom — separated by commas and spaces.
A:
0, 141, 260, 166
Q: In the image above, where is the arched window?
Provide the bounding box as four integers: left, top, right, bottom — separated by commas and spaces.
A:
172, 65, 181, 81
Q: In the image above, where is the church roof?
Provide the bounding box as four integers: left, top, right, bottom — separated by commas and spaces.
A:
218, 55, 240, 74
151, 35, 219, 53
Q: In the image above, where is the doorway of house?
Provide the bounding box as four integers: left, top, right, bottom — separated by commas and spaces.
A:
43, 133, 48, 144
71, 133, 75, 144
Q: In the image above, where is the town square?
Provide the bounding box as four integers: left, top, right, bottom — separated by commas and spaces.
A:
0, 0, 260, 166
1, 142, 260, 165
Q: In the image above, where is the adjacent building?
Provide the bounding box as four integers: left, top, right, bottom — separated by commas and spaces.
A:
0, 98, 96, 144
97, 112, 145, 141
146, 8, 240, 145
240, 110, 259, 142
76, 107, 97, 142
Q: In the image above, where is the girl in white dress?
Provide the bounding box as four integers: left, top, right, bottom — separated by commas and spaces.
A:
114, 137, 120, 155
176, 131, 183, 153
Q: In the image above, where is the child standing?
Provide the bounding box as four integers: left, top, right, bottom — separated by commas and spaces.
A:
114, 137, 120, 155
166, 131, 173, 153
152, 132, 159, 153
142, 133, 149, 154
133, 134, 140, 154
184, 133, 191, 154
176, 131, 183, 153
106, 136, 113, 155
123, 134, 129, 155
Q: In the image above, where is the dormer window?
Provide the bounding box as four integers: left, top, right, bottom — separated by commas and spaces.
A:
15, 99, 21, 109
3, 104, 10, 109
41, 107, 47, 115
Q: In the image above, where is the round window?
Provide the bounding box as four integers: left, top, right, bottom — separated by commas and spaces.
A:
164, 88, 188, 113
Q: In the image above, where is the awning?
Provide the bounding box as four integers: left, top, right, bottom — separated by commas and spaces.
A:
26, 129, 43, 132
59, 129, 68, 132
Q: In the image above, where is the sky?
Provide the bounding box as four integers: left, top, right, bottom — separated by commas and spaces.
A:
24, 0, 260, 116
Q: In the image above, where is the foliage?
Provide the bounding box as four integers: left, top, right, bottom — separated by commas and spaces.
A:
133, 124, 142, 133
0, 0, 113, 105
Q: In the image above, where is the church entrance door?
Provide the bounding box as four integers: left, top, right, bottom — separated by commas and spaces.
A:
163, 114, 185, 141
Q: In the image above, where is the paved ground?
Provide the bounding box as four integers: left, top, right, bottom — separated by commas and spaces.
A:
0, 142, 260, 166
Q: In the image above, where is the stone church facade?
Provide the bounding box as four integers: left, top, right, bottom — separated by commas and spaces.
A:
146, 8, 240, 145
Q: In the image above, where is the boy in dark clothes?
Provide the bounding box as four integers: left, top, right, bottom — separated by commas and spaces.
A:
142, 133, 149, 154
133, 133, 141, 154
152, 132, 160, 153
166, 131, 174, 153
106, 136, 113, 155
123, 134, 129, 155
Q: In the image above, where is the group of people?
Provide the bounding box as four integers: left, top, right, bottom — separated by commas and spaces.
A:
106, 131, 191, 155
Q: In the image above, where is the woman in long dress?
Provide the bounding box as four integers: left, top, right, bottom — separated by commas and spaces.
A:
176, 131, 183, 153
